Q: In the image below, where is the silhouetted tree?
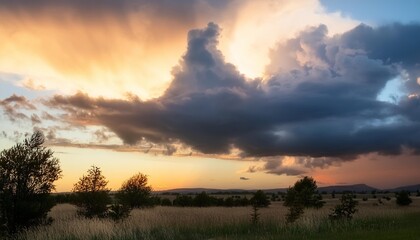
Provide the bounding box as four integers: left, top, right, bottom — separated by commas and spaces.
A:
251, 190, 270, 208
116, 173, 152, 208
329, 192, 358, 220
0, 131, 62, 233
194, 191, 214, 207
284, 176, 324, 223
73, 166, 111, 218
396, 191, 412, 206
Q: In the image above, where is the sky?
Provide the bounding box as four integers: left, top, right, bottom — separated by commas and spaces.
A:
1, 0, 420, 192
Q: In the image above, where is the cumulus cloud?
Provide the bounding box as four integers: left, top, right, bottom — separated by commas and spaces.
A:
41, 22, 420, 165
0, 0, 358, 99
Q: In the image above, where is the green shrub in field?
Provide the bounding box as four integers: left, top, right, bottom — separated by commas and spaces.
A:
107, 203, 131, 222
0, 132, 62, 234
396, 191, 412, 206
284, 176, 324, 223
73, 166, 111, 218
116, 173, 152, 208
329, 192, 358, 220
251, 190, 270, 208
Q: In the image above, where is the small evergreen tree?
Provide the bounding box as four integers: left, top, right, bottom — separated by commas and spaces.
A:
251, 190, 270, 208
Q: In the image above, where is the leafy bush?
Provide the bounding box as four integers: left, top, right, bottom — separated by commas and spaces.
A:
0, 132, 62, 233
107, 203, 131, 222
116, 173, 152, 208
284, 176, 324, 223
396, 191, 412, 206
251, 190, 270, 208
72, 166, 111, 218
329, 192, 358, 220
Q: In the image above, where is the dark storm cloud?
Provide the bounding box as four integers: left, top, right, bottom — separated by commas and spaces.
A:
44, 22, 420, 162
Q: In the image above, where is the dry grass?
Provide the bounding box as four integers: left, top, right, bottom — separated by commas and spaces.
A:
17, 197, 420, 240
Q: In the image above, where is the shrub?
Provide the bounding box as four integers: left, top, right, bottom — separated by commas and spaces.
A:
72, 166, 111, 218
116, 173, 152, 208
396, 191, 412, 206
106, 203, 131, 222
284, 176, 324, 223
251, 190, 270, 208
0, 132, 62, 233
329, 192, 358, 220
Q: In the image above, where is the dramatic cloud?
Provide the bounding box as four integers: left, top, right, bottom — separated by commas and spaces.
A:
41, 22, 420, 163
0, 0, 357, 99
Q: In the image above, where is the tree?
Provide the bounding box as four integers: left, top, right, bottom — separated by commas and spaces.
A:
116, 173, 152, 208
284, 176, 324, 223
251, 190, 270, 208
0, 131, 62, 233
396, 191, 412, 206
329, 192, 358, 220
73, 166, 111, 218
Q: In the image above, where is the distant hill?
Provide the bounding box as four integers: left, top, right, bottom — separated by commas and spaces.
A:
318, 184, 377, 193
386, 184, 420, 192
155, 184, 382, 194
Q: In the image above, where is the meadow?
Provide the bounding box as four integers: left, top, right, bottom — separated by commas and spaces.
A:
16, 195, 420, 240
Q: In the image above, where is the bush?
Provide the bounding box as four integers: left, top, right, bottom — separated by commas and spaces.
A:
329, 192, 358, 220
173, 195, 194, 207
284, 176, 324, 223
0, 132, 62, 233
116, 173, 152, 208
73, 166, 111, 218
106, 203, 131, 222
251, 190, 270, 208
396, 191, 412, 206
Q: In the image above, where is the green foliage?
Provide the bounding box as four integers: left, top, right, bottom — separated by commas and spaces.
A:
72, 166, 111, 218
329, 192, 358, 220
396, 191, 412, 206
251, 190, 270, 208
285, 204, 304, 224
116, 173, 152, 208
284, 176, 324, 223
106, 203, 131, 222
284, 176, 324, 209
0, 131, 62, 233
194, 191, 214, 207
173, 195, 194, 207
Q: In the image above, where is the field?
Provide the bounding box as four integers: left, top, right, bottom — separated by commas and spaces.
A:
16, 196, 420, 240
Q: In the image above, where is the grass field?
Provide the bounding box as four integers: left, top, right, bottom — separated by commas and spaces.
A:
16, 196, 420, 240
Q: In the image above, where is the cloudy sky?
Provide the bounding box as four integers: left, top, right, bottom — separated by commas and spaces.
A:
1, 0, 420, 192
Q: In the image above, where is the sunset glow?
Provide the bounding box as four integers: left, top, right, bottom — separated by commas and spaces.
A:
1, 0, 420, 192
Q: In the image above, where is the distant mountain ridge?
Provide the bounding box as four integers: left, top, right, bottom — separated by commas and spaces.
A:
156, 183, 420, 194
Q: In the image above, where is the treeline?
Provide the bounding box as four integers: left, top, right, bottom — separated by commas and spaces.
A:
54, 191, 265, 207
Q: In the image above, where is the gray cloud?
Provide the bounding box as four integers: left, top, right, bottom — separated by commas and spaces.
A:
240, 177, 250, 180
0, 94, 36, 122
40, 22, 420, 164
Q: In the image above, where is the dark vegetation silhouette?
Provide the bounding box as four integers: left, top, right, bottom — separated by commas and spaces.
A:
116, 173, 152, 208
72, 166, 111, 218
396, 190, 412, 206
250, 190, 270, 224
284, 176, 325, 223
329, 192, 358, 220
0, 132, 62, 234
